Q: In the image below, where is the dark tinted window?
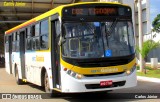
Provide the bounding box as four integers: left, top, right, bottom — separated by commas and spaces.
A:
27, 28, 32, 38
26, 38, 32, 50
33, 37, 40, 50
40, 19, 49, 49
31, 25, 35, 37
5, 36, 9, 43
41, 20, 48, 34
35, 23, 40, 36
17, 33, 19, 41
5, 43, 9, 52
40, 35, 48, 49
16, 34, 19, 52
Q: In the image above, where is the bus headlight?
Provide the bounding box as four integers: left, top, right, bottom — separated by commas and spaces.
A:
64, 68, 84, 79
76, 74, 83, 79
126, 65, 136, 75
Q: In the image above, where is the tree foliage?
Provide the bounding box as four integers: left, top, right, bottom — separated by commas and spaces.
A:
136, 40, 160, 61
152, 14, 160, 33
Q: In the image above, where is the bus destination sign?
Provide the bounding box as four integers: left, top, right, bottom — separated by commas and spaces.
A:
63, 5, 131, 17
71, 8, 117, 16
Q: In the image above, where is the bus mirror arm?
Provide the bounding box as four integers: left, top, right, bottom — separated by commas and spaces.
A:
58, 36, 65, 46
58, 36, 62, 46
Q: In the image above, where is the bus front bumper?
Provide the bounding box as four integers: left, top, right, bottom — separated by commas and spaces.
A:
61, 69, 137, 93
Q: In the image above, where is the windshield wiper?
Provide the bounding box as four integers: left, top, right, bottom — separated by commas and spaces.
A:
105, 18, 118, 36
105, 18, 118, 47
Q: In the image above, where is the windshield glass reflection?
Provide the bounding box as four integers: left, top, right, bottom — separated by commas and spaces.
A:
62, 21, 135, 58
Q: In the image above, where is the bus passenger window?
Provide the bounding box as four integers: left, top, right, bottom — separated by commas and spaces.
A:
40, 20, 48, 34
16, 34, 20, 52
17, 33, 19, 41
12, 33, 15, 41
5, 36, 9, 43
5, 44, 9, 52
32, 38, 36, 50
35, 23, 40, 36
12, 33, 16, 52
5, 36, 9, 52
31, 25, 35, 37
32, 37, 40, 50
40, 19, 49, 49
40, 35, 48, 49
27, 28, 31, 38
26, 39, 32, 50
34, 23, 40, 50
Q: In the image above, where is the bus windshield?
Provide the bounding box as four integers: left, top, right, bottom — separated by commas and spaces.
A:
62, 20, 135, 58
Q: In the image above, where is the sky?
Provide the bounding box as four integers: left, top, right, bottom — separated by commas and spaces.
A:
150, 0, 160, 25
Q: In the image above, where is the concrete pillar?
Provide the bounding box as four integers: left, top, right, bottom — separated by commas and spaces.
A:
138, 0, 144, 72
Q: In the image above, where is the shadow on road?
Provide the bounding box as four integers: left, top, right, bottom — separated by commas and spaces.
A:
22, 83, 138, 101
0, 65, 5, 68
28, 84, 45, 92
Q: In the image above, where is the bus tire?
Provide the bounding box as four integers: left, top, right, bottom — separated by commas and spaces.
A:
44, 72, 57, 97
15, 66, 23, 85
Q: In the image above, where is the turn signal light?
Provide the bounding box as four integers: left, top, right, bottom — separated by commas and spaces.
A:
64, 68, 67, 71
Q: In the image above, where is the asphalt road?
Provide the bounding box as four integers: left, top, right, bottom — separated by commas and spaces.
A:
0, 67, 160, 102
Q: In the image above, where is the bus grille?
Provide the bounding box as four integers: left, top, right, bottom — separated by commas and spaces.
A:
77, 60, 127, 67
84, 72, 124, 77
85, 81, 126, 89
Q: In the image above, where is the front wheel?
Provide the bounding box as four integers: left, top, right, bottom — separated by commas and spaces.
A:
44, 72, 58, 97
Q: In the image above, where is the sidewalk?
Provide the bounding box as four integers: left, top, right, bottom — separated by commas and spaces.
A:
137, 76, 160, 83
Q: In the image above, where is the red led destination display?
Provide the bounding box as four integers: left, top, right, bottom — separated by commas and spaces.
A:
71, 8, 117, 16
63, 5, 132, 17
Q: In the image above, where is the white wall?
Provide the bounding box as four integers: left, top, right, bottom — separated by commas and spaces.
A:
134, 0, 151, 36
144, 32, 160, 42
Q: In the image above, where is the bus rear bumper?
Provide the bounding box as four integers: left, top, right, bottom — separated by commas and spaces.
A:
61, 69, 137, 93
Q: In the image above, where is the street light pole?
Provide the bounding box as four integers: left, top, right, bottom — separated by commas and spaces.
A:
138, 0, 144, 72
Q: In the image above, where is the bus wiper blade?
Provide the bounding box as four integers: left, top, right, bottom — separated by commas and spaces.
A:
105, 18, 118, 36
104, 18, 118, 47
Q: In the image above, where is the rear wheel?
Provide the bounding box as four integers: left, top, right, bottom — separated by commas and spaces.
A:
15, 66, 23, 85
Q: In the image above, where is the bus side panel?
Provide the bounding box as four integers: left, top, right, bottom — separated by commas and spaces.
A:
25, 51, 36, 83
25, 51, 52, 86
36, 51, 52, 87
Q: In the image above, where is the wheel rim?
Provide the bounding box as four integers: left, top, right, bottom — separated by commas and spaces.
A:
45, 74, 50, 92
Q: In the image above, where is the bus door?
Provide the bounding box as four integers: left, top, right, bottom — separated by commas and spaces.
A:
19, 30, 26, 78
51, 15, 61, 89
8, 35, 12, 74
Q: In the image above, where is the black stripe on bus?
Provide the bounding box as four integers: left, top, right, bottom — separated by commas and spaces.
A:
62, 54, 135, 68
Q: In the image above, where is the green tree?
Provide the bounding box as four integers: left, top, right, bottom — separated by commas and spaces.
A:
152, 14, 160, 33
136, 40, 160, 73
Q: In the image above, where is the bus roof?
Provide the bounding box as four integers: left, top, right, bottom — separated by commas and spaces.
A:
5, 2, 129, 35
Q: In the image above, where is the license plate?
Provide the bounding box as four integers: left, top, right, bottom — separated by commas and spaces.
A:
100, 80, 113, 86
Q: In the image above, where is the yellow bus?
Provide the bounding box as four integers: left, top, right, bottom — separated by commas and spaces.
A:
4, 2, 137, 95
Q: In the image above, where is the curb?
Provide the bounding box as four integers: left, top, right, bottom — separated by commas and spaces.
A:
137, 76, 160, 83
